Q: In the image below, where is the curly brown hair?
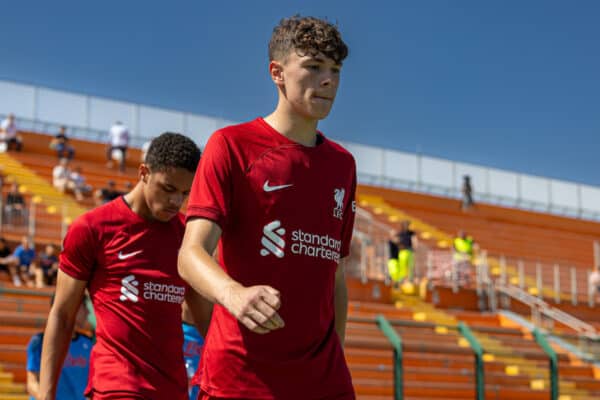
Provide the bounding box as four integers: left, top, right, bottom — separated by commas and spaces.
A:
269, 15, 348, 64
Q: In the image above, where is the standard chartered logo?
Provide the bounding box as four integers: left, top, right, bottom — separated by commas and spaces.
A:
119, 274, 184, 304
260, 220, 286, 258
120, 274, 139, 302
259, 220, 342, 263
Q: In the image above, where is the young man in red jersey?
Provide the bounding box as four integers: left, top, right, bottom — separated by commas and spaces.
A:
40, 133, 211, 400
179, 15, 356, 400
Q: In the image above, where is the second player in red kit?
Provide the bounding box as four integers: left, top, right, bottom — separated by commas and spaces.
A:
40, 133, 210, 400
179, 16, 356, 399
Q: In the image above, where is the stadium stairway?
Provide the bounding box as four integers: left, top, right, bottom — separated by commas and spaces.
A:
348, 296, 600, 399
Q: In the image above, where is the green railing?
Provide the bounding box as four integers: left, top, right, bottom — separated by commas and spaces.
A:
533, 328, 559, 400
376, 314, 403, 400
457, 322, 485, 400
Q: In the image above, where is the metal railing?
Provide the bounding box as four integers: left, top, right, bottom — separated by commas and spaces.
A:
375, 315, 403, 400
457, 322, 485, 400
532, 328, 559, 400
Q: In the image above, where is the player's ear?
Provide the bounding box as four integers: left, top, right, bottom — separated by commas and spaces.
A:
138, 164, 150, 183
269, 60, 284, 85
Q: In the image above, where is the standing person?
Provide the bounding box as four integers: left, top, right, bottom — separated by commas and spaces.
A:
179, 15, 356, 400
27, 296, 92, 400
106, 121, 129, 172
388, 220, 417, 285
39, 132, 211, 400
461, 175, 474, 211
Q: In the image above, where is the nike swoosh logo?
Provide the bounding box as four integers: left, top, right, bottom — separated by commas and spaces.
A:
263, 181, 293, 192
118, 250, 143, 260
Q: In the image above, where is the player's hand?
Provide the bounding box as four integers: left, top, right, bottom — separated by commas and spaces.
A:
222, 283, 285, 334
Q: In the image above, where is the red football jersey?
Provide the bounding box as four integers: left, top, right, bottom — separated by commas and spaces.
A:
186, 118, 356, 399
60, 197, 188, 399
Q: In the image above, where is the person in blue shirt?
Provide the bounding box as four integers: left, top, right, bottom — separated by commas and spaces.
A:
9, 236, 36, 287
27, 294, 92, 400
182, 301, 206, 400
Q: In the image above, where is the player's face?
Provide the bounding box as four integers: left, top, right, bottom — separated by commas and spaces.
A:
277, 51, 342, 120
143, 167, 194, 222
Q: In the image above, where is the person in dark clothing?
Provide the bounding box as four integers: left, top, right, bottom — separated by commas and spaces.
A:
5, 182, 26, 225
49, 126, 75, 160
388, 220, 417, 284
462, 175, 474, 211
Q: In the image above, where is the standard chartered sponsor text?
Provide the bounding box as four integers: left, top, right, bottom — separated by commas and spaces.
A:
143, 282, 185, 303
290, 229, 341, 263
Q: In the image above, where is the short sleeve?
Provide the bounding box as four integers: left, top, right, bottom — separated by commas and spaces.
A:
340, 159, 357, 258
186, 132, 234, 229
59, 216, 98, 281
26, 333, 43, 372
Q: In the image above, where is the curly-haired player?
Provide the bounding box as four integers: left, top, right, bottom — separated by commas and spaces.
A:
40, 132, 211, 400
179, 15, 356, 399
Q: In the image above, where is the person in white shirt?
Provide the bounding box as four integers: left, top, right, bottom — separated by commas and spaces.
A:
53, 158, 88, 201
106, 121, 129, 172
0, 114, 23, 151
589, 265, 600, 304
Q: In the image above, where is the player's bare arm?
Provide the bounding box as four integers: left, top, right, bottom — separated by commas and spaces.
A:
178, 218, 285, 334
334, 257, 349, 345
183, 290, 213, 337
26, 371, 40, 400
39, 271, 87, 400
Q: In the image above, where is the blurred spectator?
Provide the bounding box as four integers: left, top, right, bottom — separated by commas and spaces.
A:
106, 121, 129, 172
452, 230, 476, 286
0, 114, 23, 151
95, 180, 122, 205
53, 159, 86, 201
8, 236, 35, 287
27, 295, 92, 400
5, 182, 26, 225
123, 181, 133, 193
32, 244, 59, 288
388, 220, 417, 285
69, 167, 92, 201
0, 237, 21, 286
49, 125, 75, 160
461, 175, 474, 211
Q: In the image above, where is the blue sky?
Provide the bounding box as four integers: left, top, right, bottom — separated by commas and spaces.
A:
1, 1, 599, 185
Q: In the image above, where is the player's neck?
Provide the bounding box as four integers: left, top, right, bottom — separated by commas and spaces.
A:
123, 184, 153, 221
264, 104, 319, 147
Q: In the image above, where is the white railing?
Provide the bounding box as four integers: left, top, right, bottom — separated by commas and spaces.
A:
2, 79, 600, 221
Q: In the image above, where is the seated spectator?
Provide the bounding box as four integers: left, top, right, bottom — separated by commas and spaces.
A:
8, 236, 35, 287
49, 125, 75, 160
106, 121, 129, 172
27, 294, 92, 400
94, 180, 122, 205
53, 158, 85, 200
69, 167, 92, 201
123, 181, 133, 193
31, 244, 59, 288
0, 114, 23, 151
5, 182, 27, 225
0, 238, 21, 286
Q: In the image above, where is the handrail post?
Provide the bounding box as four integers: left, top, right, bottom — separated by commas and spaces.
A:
518, 260, 525, 290
553, 264, 560, 304
533, 328, 558, 400
376, 315, 403, 400
570, 267, 577, 306
457, 322, 485, 400
536, 262, 543, 299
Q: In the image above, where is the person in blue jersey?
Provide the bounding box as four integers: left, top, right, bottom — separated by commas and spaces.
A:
182, 301, 205, 400
27, 295, 92, 400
